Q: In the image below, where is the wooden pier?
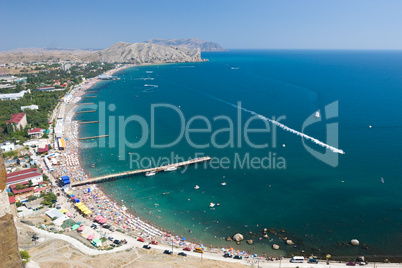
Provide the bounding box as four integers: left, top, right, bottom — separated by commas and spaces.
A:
77, 135, 109, 140
78, 121, 100, 125
75, 110, 97, 114
70, 156, 211, 187
77, 103, 95, 105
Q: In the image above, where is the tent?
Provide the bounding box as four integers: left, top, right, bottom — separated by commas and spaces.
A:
92, 238, 101, 247
71, 224, 80, 230
87, 234, 95, 240
78, 226, 85, 231
60, 209, 68, 214
83, 210, 91, 215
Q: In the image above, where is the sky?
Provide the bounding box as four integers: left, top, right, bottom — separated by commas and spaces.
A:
1, 0, 401, 50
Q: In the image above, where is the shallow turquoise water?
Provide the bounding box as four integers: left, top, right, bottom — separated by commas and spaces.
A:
77, 50, 402, 257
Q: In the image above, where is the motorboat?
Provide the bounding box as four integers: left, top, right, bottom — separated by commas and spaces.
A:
165, 166, 177, 171
221, 182, 226, 186
194, 185, 200, 190
209, 202, 215, 208
315, 111, 320, 118
145, 171, 156, 177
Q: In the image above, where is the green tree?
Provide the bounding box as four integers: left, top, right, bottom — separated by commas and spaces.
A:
28, 179, 33, 187
20, 250, 30, 264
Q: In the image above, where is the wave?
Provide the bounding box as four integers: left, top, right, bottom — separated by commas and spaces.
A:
202, 93, 345, 154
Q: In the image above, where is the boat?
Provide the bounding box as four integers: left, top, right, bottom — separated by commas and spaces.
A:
381, 177, 385, 183
165, 166, 177, 171
209, 203, 215, 208
91, 164, 95, 168
194, 185, 200, 190
145, 171, 156, 177
221, 182, 226, 186
315, 111, 320, 118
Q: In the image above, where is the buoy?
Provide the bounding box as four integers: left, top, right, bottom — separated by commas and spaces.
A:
369, 125, 372, 128
282, 144, 286, 147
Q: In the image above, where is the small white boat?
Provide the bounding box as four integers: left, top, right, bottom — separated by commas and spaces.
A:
165, 166, 177, 171
145, 171, 156, 177
381, 177, 385, 183
194, 185, 200, 190
315, 111, 320, 118
221, 182, 226, 186
209, 202, 215, 208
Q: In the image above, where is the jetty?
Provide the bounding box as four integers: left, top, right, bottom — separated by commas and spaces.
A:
75, 110, 97, 114
78, 135, 109, 140
78, 121, 99, 125
70, 156, 211, 187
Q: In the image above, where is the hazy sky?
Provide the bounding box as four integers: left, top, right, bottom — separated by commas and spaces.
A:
1, 0, 401, 50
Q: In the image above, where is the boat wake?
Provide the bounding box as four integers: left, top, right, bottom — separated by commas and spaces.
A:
202, 93, 345, 154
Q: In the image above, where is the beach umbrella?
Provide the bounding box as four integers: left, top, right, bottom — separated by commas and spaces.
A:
78, 226, 85, 231
87, 234, 95, 240
182, 237, 186, 241
71, 224, 79, 230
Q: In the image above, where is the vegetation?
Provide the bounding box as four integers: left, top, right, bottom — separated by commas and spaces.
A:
2, 150, 18, 158
20, 250, 30, 264
40, 192, 57, 207
16, 201, 22, 207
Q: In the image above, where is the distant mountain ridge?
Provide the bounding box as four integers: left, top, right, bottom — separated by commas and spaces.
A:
85, 42, 202, 63
144, 38, 226, 52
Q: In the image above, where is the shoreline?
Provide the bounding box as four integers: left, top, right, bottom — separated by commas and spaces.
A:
50, 63, 399, 263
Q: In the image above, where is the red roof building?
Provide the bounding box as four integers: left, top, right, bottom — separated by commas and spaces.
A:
9, 196, 16, 204
6, 168, 43, 187
6, 113, 27, 131
28, 128, 44, 138
37, 144, 49, 154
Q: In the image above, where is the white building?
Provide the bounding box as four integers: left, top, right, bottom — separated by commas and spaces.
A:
0, 75, 27, 83
0, 90, 29, 101
21, 104, 39, 111
1, 141, 15, 152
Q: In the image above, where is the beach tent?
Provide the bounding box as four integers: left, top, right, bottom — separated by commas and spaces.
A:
60, 209, 68, 213
75, 199, 80, 203
87, 234, 95, 240
92, 238, 101, 247
83, 210, 91, 215
78, 226, 85, 231
71, 224, 80, 230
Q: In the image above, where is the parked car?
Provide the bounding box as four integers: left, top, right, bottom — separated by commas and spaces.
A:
308, 258, 319, 264
183, 247, 191, 251
359, 262, 368, 266
108, 236, 114, 241
151, 241, 159, 245
178, 252, 187, 257
142, 245, 151, 249
223, 253, 233, 258
103, 225, 111, 229
163, 250, 173, 255
346, 262, 356, 266
113, 240, 121, 245
137, 237, 145, 242
234, 255, 243, 260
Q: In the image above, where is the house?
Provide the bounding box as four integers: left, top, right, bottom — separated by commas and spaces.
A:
1, 141, 15, 152
0, 90, 29, 101
6, 113, 27, 131
9, 196, 16, 204
37, 144, 49, 154
6, 168, 43, 187
28, 128, 44, 138
21, 105, 39, 111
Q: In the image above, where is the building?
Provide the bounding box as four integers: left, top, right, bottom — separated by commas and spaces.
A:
28, 128, 44, 138
0, 90, 28, 101
1, 141, 15, 152
6, 113, 27, 131
0, 75, 27, 84
21, 105, 39, 111
62, 63, 72, 71
6, 168, 43, 188
37, 86, 55, 91
37, 144, 49, 154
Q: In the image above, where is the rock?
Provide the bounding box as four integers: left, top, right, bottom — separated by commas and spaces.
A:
263, 228, 268, 233
351, 239, 360, 246
233, 233, 244, 242
247, 239, 253, 245
236, 241, 241, 245
286, 239, 294, 245
226, 236, 232, 241
272, 244, 279, 250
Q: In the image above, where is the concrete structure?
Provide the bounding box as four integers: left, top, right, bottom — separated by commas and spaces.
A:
0, 84, 16, 89
28, 128, 44, 138
0, 75, 27, 84
1, 141, 15, 152
6, 168, 43, 187
0, 90, 28, 100
62, 63, 72, 71
21, 104, 39, 111
6, 113, 27, 131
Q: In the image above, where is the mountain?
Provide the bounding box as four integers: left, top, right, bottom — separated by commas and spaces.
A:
144, 38, 226, 52
86, 42, 202, 63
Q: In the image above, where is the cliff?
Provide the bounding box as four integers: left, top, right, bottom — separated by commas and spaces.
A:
86, 42, 202, 63
144, 38, 226, 52
0, 153, 22, 267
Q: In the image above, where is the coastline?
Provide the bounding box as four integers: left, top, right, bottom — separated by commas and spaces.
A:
58, 64, 277, 259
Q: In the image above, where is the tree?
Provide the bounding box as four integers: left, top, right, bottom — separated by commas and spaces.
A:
28, 180, 33, 187
20, 250, 30, 264
41, 192, 57, 207
15, 184, 25, 190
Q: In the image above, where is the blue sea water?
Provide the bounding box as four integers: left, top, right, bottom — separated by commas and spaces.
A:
77, 50, 402, 257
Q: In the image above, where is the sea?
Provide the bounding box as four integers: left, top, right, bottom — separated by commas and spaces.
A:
76, 50, 402, 258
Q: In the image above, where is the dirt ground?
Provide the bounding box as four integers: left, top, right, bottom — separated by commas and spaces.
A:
27, 239, 246, 268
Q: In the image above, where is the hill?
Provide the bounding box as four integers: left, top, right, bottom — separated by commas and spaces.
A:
144, 38, 226, 52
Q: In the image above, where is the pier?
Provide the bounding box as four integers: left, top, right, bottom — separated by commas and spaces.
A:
70, 156, 211, 187
77, 135, 109, 140
78, 121, 100, 125
75, 110, 97, 114
77, 103, 95, 105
